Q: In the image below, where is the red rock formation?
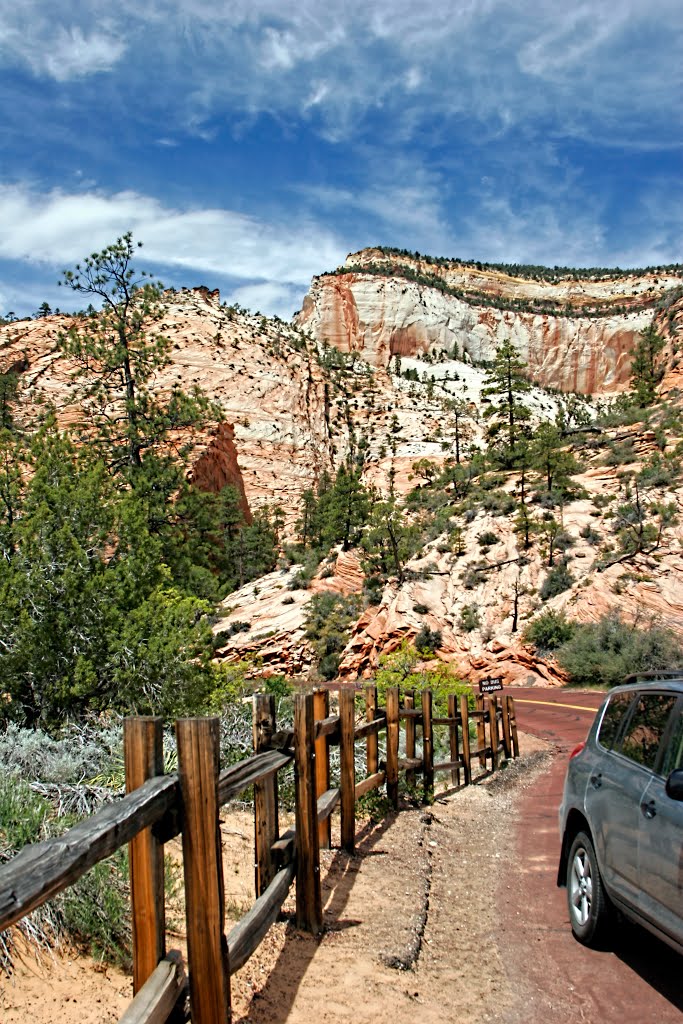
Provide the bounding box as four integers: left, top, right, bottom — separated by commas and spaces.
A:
297, 252, 681, 395
189, 422, 251, 522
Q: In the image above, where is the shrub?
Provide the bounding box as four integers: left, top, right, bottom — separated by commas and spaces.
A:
554, 530, 575, 552
523, 609, 576, 651
0, 773, 50, 853
459, 603, 481, 632
477, 530, 498, 547
556, 612, 683, 687
0, 769, 133, 970
60, 849, 132, 968
215, 620, 250, 641
462, 565, 486, 589
638, 453, 681, 489
363, 574, 384, 604
480, 489, 516, 516
540, 561, 574, 601
373, 642, 474, 717
288, 569, 313, 590
413, 603, 429, 615
304, 591, 360, 680
533, 489, 564, 510
603, 440, 636, 467
414, 626, 443, 655
579, 524, 601, 545
0, 720, 121, 786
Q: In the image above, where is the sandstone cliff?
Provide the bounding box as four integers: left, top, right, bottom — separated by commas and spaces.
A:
0, 290, 337, 524
0, 288, 492, 520
297, 249, 682, 394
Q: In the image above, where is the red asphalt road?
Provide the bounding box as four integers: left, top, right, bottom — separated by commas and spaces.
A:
496, 687, 683, 1024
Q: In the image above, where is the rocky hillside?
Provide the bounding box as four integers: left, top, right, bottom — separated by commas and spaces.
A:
297, 248, 683, 394
5, 254, 683, 688
213, 429, 683, 686
1, 289, 335, 526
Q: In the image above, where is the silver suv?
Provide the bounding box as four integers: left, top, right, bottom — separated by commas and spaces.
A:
558, 676, 683, 953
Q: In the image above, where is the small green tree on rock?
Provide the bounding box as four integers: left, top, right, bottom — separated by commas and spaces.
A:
59, 232, 217, 472
482, 340, 531, 468
530, 422, 578, 496
630, 321, 666, 406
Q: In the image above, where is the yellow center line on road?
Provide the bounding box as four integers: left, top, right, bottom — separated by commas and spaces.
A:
514, 698, 600, 713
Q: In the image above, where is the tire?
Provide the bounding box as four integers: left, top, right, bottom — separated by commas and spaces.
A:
566, 830, 611, 946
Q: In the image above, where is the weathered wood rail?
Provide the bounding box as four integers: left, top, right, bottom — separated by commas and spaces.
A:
0, 686, 519, 1024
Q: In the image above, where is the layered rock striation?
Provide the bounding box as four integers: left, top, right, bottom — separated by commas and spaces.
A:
297, 249, 682, 394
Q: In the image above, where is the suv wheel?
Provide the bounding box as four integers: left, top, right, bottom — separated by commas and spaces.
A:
566, 831, 610, 945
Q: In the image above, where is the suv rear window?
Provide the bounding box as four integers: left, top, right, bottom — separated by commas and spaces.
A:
618, 693, 678, 771
597, 692, 634, 749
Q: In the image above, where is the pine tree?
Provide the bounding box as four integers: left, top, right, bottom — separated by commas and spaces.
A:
482, 340, 531, 468
59, 233, 218, 472
630, 321, 666, 406
296, 488, 318, 549
362, 496, 417, 583
0, 421, 212, 726
0, 373, 19, 432
320, 465, 369, 551
530, 422, 577, 495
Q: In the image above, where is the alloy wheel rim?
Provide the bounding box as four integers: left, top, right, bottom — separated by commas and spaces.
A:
570, 848, 593, 927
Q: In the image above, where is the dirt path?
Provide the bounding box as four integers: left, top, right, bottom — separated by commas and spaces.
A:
232, 748, 551, 1024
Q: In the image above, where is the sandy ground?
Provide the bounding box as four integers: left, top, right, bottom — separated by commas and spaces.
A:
0, 736, 550, 1024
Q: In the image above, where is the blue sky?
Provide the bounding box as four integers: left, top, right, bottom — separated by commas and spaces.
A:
1, 0, 682, 319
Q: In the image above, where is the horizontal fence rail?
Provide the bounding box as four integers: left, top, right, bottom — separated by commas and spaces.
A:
0, 685, 519, 1024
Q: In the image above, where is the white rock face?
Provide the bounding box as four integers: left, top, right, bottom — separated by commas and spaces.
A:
297, 271, 658, 395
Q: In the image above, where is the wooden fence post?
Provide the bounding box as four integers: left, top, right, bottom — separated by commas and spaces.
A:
459, 694, 472, 786
501, 694, 512, 759
508, 696, 520, 757
385, 686, 400, 809
475, 694, 487, 769
253, 694, 279, 896
176, 718, 230, 1024
294, 693, 322, 934
339, 688, 356, 854
488, 697, 498, 772
421, 689, 434, 801
365, 685, 378, 776
447, 694, 460, 787
404, 690, 416, 790
124, 716, 166, 995
313, 689, 331, 850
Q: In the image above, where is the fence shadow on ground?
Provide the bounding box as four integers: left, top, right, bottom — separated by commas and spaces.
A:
238, 809, 399, 1024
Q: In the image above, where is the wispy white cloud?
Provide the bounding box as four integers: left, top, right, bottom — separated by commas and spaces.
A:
40, 26, 125, 81
0, 4, 125, 80
229, 281, 304, 319
2, 1, 682, 144
0, 183, 347, 315
459, 194, 607, 268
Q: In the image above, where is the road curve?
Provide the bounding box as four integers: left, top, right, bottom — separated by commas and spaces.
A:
496, 687, 682, 1024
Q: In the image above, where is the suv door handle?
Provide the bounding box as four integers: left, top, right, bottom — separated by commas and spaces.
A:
640, 799, 656, 819
590, 773, 602, 789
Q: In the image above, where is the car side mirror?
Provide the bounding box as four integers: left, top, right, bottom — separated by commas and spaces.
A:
665, 768, 683, 801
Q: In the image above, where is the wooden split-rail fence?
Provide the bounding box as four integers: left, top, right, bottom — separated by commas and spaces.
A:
0, 686, 519, 1024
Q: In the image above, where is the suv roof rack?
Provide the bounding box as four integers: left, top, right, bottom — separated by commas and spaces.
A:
622, 669, 683, 684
